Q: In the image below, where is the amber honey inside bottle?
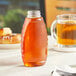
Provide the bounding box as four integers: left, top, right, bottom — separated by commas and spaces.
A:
21, 10, 48, 67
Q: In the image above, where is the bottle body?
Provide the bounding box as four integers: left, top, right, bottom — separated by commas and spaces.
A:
21, 11, 48, 67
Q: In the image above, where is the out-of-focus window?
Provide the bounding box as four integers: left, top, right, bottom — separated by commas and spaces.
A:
0, 0, 39, 33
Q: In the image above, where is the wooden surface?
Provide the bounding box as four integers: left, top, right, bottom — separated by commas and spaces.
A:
45, 0, 76, 27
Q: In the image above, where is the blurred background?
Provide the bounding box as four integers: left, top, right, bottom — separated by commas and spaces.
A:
0, 0, 45, 33
1, 0, 75, 35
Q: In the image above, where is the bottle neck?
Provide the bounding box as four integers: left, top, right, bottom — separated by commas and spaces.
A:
27, 10, 41, 18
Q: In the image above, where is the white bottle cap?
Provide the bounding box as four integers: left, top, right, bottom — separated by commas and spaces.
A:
27, 10, 41, 18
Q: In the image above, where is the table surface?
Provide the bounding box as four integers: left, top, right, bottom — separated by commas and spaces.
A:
0, 36, 76, 76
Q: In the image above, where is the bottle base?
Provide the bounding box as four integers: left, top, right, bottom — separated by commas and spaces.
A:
24, 61, 46, 67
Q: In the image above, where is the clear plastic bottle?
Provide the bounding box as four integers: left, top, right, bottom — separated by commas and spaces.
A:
21, 10, 48, 67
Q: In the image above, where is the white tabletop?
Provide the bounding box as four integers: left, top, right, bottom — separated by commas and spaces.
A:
0, 36, 76, 76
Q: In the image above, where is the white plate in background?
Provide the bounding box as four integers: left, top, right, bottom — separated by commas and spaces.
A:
0, 44, 21, 49
48, 35, 76, 52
